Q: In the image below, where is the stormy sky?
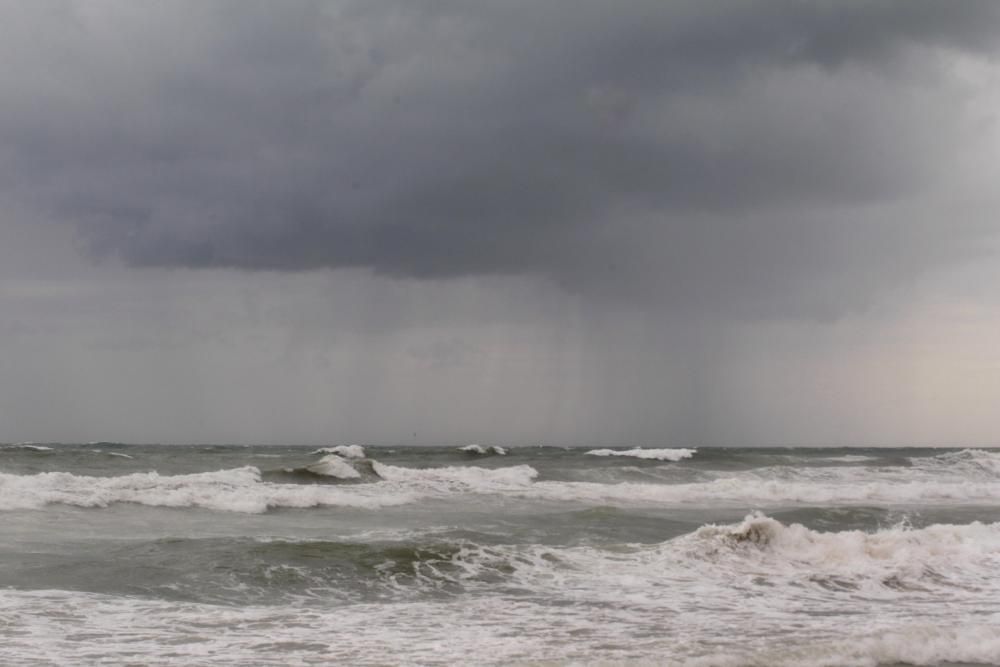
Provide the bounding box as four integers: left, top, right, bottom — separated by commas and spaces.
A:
2, 0, 1000, 446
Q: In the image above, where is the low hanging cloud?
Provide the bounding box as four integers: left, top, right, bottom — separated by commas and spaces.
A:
3, 0, 1000, 317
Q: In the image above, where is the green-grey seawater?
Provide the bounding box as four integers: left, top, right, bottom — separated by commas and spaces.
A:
1, 444, 999, 665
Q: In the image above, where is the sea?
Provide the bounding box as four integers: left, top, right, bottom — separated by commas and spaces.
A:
1, 443, 998, 666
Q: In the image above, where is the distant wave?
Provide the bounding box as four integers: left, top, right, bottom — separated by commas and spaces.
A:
0, 460, 540, 513
517, 447, 1000, 507
813, 454, 880, 463
91, 449, 135, 459
310, 444, 366, 459
1, 445, 134, 459
523, 475, 1000, 507
3, 444, 53, 452
6, 465, 1000, 513
910, 447, 1000, 477
0, 467, 415, 513
305, 454, 361, 480
371, 462, 538, 489
458, 444, 507, 456
6, 447, 1000, 515
585, 447, 696, 461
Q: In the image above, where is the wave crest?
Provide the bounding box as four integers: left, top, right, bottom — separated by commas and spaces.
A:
688, 512, 1000, 586
0, 467, 414, 513
310, 444, 366, 459
910, 447, 1000, 478
305, 455, 361, 480
585, 447, 696, 461
372, 462, 538, 489
458, 444, 507, 456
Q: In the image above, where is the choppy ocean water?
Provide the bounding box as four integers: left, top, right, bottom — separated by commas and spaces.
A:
1, 443, 999, 666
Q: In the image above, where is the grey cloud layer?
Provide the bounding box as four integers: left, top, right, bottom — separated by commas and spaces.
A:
4, 0, 1000, 316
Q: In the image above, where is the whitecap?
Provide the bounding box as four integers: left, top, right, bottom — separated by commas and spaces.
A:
0, 466, 413, 513
89, 449, 134, 459
585, 447, 696, 461
691, 512, 1000, 571
458, 444, 507, 456
305, 455, 361, 480
372, 462, 537, 489
7, 443, 53, 451
910, 447, 1000, 478
311, 444, 366, 459
816, 454, 879, 463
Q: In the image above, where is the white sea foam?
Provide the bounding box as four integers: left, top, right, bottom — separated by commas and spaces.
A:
311, 444, 366, 459
910, 447, 1000, 478
4, 447, 999, 519
522, 475, 1000, 506
6, 443, 52, 451
686, 624, 1000, 667
7, 456, 1000, 514
512, 449, 1000, 506
405, 515, 1000, 599
690, 512, 1000, 576
814, 624, 1000, 667
458, 444, 507, 455
90, 449, 134, 459
0, 467, 413, 513
815, 454, 879, 463
372, 462, 537, 490
305, 454, 361, 479
585, 447, 696, 461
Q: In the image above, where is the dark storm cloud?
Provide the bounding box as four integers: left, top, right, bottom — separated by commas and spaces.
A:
3, 0, 1000, 316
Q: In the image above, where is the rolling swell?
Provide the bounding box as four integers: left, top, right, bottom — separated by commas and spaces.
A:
0, 534, 549, 605
261, 459, 381, 485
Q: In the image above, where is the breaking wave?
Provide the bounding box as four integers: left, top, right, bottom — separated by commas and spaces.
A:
310, 444, 366, 459
909, 447, 1000, 478
4, 448, 1000, 515
524, 475, 1000, 506
305, 454, 361, 480
0, 459, 541, 513
517, 448, 1000, 506
585, 447, 696, 461
458, 444, 507, 456
0, 467, 415, 513
100, 450, 135, 459
3, 443, 53, 452
371, 462, 538, 489
1, 444, 133, 459
689, 512, 1000, 575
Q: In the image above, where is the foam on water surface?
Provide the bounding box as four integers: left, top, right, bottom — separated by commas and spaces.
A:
0, 467, 414, 513
458, 444, 507, 456
304, 454, 361, 479
3, 445, 1000, 664
310, 444, 366, 459
585, 446, 697, 461
4, 447, 1000, 513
